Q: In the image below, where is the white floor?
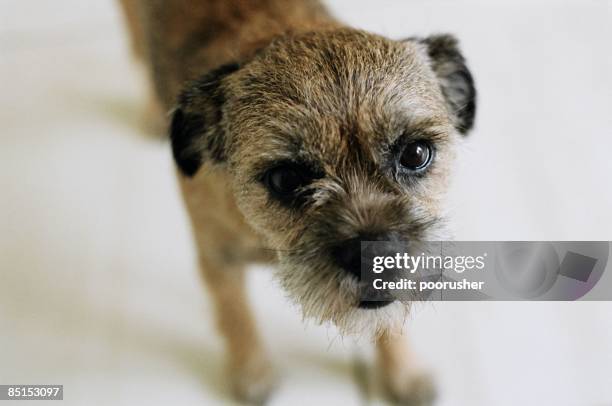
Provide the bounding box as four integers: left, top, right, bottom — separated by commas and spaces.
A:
1, 1, 611, 405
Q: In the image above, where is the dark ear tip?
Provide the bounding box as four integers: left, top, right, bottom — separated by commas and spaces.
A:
176, 159, 201, 177
424, 34, 461, 59
169, 107, 203, 177
421, 34, 476, 136
427, 33, 458, 44
169, 107, 184, 139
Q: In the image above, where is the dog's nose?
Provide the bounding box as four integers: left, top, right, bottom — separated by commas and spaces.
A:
332, 234, 396, 280
332, 237, 363, 279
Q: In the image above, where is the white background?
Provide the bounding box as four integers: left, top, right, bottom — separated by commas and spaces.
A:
1, 0, 611, 405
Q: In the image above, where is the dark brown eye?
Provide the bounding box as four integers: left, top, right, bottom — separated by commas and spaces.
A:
265, 165, 307, 197
400, 141, 432, 170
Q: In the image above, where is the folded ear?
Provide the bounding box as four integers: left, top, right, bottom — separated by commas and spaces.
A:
420, 34, 477, 134
169, 62, 240, 177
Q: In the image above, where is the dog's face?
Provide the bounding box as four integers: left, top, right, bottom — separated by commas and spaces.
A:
171, 29, 476, 335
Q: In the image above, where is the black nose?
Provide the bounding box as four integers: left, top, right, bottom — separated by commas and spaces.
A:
332, 237, 364, 279
332, 234, 397, 280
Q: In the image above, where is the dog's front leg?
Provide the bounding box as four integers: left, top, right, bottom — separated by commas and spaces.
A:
376, 331, 436, 405
199, 254, 277, 404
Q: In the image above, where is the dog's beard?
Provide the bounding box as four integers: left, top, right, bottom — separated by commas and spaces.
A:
275, 256, 411, 339
273, 216, 451, 339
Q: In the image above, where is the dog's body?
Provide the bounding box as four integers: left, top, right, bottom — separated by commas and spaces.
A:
119, 0, 476, 403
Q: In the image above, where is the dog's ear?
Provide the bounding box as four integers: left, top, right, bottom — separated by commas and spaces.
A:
170, 62, 240, 177
417, 34, 477, 134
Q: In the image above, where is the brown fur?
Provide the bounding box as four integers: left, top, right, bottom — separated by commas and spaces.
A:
119, 0, 476, 403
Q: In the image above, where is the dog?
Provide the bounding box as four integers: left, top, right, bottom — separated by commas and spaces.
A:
118, 0, 476, 404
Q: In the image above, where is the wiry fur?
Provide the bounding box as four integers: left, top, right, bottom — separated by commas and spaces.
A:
119, 0, 475, 403
221, 31, 462, 337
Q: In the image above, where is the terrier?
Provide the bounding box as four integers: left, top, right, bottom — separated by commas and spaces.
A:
118, 0, 476, 404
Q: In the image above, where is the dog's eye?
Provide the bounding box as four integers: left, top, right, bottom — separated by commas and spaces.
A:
264, 165, 309, 197
399, 141, 433, 170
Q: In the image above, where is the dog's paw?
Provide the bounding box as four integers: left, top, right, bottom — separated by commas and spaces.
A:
382, 372, 437, 406
229, 354, 277, 405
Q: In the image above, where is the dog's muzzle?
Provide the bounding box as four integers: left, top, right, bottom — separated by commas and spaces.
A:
331, 233, 399, 309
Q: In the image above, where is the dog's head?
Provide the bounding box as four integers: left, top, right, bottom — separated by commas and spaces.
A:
171, 29, 476, 335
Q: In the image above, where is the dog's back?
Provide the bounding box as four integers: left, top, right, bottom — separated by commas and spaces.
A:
119, 0, 335, 108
